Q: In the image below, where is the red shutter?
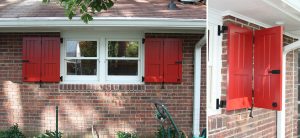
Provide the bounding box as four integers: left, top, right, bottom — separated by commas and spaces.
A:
41, 37, 60, 82
144, 38, 164, 82
226, 24, 253, 111
254, 26, 283, 111
163, 39, 182, 83
22, 37, 42, 82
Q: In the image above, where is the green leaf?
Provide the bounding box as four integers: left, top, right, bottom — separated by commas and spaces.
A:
42, 0, 50, 3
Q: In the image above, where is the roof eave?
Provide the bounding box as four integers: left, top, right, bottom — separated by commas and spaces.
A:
0, 17, 206, 30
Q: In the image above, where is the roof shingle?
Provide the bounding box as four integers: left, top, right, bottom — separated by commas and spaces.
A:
0, 0, 206, 19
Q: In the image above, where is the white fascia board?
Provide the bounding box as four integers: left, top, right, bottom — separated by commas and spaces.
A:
222, 10, 300, 39
0, 17, 206, 30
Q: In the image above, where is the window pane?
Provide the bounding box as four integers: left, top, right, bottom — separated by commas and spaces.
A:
66, 41, 97, 57
108, 60, 138, 75
108, 41, 139, 57
67, 60, 97, 75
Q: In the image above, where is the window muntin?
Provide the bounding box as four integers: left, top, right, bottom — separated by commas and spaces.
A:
106, 40, 140, 76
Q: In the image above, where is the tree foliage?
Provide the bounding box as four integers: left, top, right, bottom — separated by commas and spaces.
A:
43, 0, 115, 23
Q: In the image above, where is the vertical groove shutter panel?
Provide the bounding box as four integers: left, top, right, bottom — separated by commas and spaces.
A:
41, 37, 60, 82
226, 24, 253, 111
22, 37, 42, 82
163, 39, 182, 83
144, 38, 164, 82
254, 26, 283, 111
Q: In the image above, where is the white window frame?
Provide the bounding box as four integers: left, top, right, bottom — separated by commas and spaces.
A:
207, 8, 223, 116
105, 39, 142, 83
60, 31, 144, 84
63, 39, 100, 82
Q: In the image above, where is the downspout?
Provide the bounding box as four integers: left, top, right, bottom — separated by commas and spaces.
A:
193, 35, 206, 138
277, 40, 300, 138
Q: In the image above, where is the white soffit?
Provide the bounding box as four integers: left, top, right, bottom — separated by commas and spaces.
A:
209, 0, 300, 38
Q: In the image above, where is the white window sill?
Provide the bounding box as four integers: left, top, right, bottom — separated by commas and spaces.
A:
60, 81, 144, 85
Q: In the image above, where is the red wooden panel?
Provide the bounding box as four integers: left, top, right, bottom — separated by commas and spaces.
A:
41, 37, 60, 82
226, 24, 253, 111
163, 39, 182, 83
22, 37, 42, 82
144, 38, 164, 82
254, 26, 283, 111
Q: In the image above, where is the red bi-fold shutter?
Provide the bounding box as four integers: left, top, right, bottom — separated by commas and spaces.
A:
22, 37, 42, 82
41, 37, 60, 82
144, 38, 164, 82
254, 26, 283, 111
226, 24, 253, 111
163, 39, 182, 83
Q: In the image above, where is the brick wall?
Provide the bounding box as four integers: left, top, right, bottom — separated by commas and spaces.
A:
208, 16, 298, 138
0, 32, 205, 137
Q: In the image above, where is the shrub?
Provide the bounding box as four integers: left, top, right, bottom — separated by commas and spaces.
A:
33, 130, 62, 138
116, 131, 138, 138
0, 124, 26, 138
155, 126, 186, 138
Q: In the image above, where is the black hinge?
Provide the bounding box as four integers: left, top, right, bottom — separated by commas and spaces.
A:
269, 70, 280, 74
60, 76, 63, 81
21, 60, 29, 63
60, 38, 63, 43
142, 38, 145, 44
142, 76, 144, 82
216, 99, 226, 109
218, 25, 228, 36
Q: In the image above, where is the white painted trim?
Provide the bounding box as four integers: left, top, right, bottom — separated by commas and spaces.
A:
207, 7, 222, 116
193, 35, 206, 138
60, 31, 144, 84
222, 10, 271, 28
0, 17, 205, 29
278, 40, 300, 138
222, 10, 300, 39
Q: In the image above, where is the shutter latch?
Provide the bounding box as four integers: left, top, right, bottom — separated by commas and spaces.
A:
60, 76, 63, 81
175, 61, 182, 64
142, 76, 144, 82
216, 99, 226, 109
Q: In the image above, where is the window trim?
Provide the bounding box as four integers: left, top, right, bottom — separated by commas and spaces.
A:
60, 36, 144, 84
105, 39, 142, 83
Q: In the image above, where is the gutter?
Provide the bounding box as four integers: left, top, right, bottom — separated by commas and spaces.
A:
277, 40, 300, 138
193, 35, 206, 138
0, 17, 205, 29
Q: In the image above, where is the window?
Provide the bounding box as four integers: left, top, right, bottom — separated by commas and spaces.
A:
106, 40, 141, 82
61, 37, 142, 83
64, 40, 99, 81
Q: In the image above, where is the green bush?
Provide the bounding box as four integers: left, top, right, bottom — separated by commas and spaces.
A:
33, 130, 62, 138
155, 126, 186, 138
116, 131, 137, 138
0, 124, 26, 138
